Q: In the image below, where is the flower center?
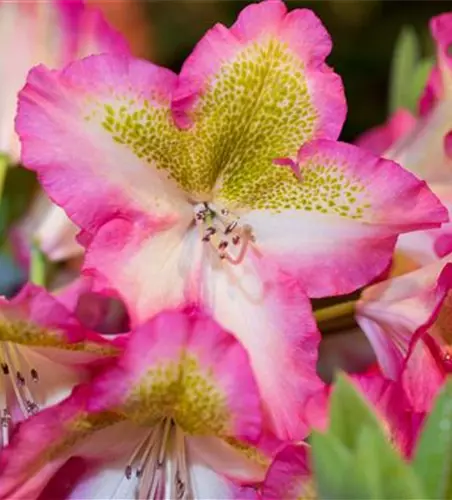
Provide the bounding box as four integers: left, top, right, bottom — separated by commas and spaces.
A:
0, 342, 40, 447
193, 202, 255, 265
122, 418, 192, 499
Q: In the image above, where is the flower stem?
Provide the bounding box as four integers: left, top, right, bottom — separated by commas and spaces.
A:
0, 154, 9, 201
314, 299, 357, 334
30, 240, 46, 287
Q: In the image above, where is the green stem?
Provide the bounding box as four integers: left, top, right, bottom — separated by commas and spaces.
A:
30, 240, 46, 287
0, 154, 9, 202
314, 299, 358, 335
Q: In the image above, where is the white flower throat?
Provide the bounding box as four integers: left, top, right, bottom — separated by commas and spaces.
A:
0, 342, 40, 447
193, 202, 255, 265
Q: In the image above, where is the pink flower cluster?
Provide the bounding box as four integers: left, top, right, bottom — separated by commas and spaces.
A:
0, 0, 451, 498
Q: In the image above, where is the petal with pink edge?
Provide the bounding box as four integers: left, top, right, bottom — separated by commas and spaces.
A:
0, 0, 128, 161
232, 140, 447, 298
83, 220, 201, 327
199, 251, 323, 440
261, 443, 312, 500
173, 0, 345, 193
419, 12, 452, 114
87, 309, 262, 443
17, 54, 192, 237
357, 259, 452, 379
355, 109, 416, 156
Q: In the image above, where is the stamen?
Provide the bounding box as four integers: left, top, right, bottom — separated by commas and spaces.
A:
194, 202, 256, 266
1, 409, 10, 447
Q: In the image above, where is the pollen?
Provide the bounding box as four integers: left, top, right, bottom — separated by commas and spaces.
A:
122, 352, 230, 436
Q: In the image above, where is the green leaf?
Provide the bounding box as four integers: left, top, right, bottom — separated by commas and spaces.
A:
355, 427, 425, 499
329, 373, 385, 451
412, 379, 452, 499
407, 57, 435, 111
311, 430, 359, 499
389, 26, 420, 113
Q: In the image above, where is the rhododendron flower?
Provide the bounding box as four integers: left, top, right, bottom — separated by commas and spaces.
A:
356, 258, 452, 410
358, 13, 452, 269
1, 0, 130, 264
17, 0, 446, 439
388, 13, 452, 183
0, 283, 119, 449
0, 0, 128, 162
0, 310, 269, 499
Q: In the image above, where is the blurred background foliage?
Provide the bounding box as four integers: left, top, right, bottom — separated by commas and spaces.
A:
136, 0, 446, 141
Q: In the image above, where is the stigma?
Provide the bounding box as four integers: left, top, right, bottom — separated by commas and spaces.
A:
0, 342, 40, 447
193, 202, 255, 265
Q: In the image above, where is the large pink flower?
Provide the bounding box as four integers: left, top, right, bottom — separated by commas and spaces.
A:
16, 0, 446, 439
0, 283, 120, 449
0, 309, 268, 499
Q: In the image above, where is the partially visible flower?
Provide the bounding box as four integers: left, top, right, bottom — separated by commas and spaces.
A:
0, 0, 129, 162
0, 282, 120, 449
270, 357, 445, 500
16, 0, 447, 439
355, 109, 416, 157
355, 258, 452, 408
11, 194, 81, 266
0, 309, 270, 499
357, 13, 452, 270
4, 0, 130, 266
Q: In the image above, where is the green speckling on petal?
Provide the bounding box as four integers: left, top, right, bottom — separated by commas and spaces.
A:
85, 37, 320, 203
0, 318, 118, 355
122, 352, 230, 436
217, 156, 371, 218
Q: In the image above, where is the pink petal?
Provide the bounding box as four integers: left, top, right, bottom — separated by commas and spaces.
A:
187, 436, 266, 488
395, 14, 452, 180
355, 108, 417, 156
172, 0, 345, 185
238, 140, 447, 298
88, 309, 262, 444
199, 251, 323, 440
83, 220, 200, 326
17, 54, 192, 238
261, 443, 312, 500
357, 259, 452, 379
0, 385, 89, 498
419, 12, 452, 113
0, 0, 128, 161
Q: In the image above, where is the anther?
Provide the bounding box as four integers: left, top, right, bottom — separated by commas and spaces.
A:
31, 369, 39, 382
218, 241, 228, 251
225, 221, 238, 234
1, 363, 8, 375
202, 226, 216, 242
26, 400, 39, 415
16, 372, 25, 386
125, 465, 132, 480
232, 235, 240, 245
220, 208, 229, 216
